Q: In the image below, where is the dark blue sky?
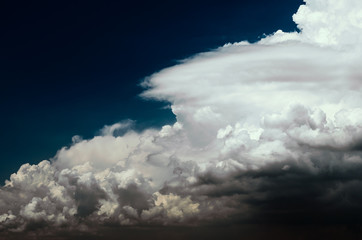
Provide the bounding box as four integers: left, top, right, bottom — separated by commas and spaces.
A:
0, 0, 303, 182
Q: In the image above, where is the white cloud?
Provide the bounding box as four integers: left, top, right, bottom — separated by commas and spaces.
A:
293, 0, 362, 47
141, 192, 200, 224
100, 120, 134, 136
2, 0, 362, 236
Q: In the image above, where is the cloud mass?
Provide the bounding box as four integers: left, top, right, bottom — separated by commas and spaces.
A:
2, 0, 362, 238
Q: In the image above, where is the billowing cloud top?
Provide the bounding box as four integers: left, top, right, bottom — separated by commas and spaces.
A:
1, 0, 362, 238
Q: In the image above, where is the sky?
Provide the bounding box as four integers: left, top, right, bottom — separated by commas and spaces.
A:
2, 0, 362, 239
0, 0, 302, 182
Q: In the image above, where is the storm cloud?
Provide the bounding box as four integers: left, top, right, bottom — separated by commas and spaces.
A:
1, 0, 362, 239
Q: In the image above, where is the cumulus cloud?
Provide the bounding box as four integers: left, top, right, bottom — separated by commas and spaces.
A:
2, 0, 362, 238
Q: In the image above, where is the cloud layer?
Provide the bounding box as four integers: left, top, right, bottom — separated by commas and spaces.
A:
2, 0, 362, 238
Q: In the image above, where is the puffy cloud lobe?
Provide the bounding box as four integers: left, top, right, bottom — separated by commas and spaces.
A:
0, 126, 203, 233
293, 0, 362, 47
260, 0, 362, 48
141, 192, 200, 223
2, 0, 362, 237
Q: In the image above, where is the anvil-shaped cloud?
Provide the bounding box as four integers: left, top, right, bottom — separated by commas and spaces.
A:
1, 0, 362, 238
